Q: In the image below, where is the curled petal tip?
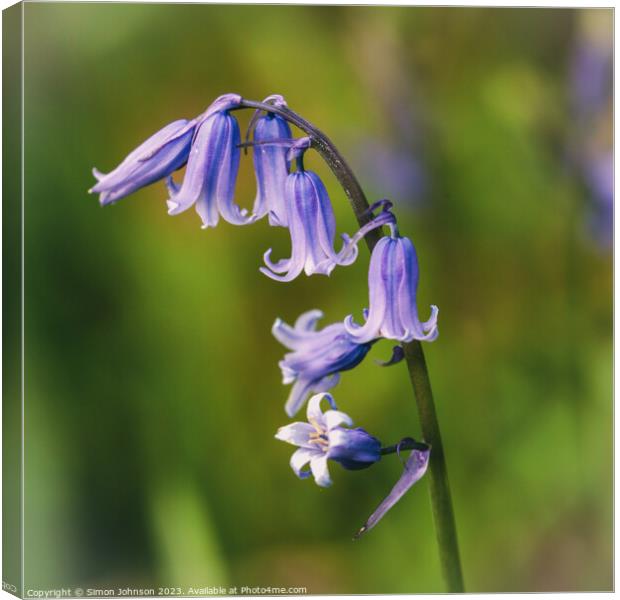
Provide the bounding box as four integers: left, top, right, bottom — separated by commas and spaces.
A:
343, 314, 361, 334
166, 200, 180, 215
259, 266, 293, 283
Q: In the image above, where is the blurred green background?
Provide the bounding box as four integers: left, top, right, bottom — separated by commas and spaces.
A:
16, 4, 612, 593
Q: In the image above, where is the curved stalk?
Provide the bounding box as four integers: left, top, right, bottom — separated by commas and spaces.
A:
239, 99, 465, 593
380, 437, 430, 456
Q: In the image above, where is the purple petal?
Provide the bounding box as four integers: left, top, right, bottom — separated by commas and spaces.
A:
382, 236, 408, 339
397, 236, 439, 341
345, 236, 391, 342
327, 427, 382, 469
294, 309, 324, 332
260, 172, 309, 281
213, 113, 251, 226
354, 446, 430, 538
252, 113, 292, 226
275, 312, 373, 416
307, 172, 337, 258
295, 172, 324, 276
167, 115, 219, 216
91, 119, 189, 191
272, 317, 313, 350
91, 119, 194, 206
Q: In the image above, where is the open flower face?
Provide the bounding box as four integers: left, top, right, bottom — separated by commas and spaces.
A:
275, 393, 381, 488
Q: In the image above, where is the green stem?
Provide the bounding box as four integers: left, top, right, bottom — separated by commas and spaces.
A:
403, 341, 465, 592
240, 99, 465, 592
380, 437, 430, 456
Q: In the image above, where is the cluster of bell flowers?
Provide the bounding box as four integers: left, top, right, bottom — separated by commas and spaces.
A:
90, 93, 438, 535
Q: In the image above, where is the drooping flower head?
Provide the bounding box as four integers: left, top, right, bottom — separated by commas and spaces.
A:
273, 309, 373, 417
345, 222, 438, 343
260, 138, 365, 281
275, 392, 382, 487
89, 118, 196, 206
250, 95, 293, 227
166, 93, 255, 229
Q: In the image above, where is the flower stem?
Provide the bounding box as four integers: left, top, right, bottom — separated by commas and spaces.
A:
380, 437, 430, 456
402, 340, 465, 592
240, 99, 465, 592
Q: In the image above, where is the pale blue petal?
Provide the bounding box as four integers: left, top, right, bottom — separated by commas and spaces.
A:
294, 309, 324, 332
305, 392, 330, 427
275, 422, 315, 447
310, 454, 332, 487
324, 409, 353, 431
290, 447, 319, 479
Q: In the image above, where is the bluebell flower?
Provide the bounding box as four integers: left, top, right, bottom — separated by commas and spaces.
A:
273, 309, 373, 417
355, 441, 430, 537
251, 95, 293, 227
275, 392, 382, 487
166, 93, 255, 229
89, 118, 196, 206
345, 222, 438, 343
261, 138, 390, 282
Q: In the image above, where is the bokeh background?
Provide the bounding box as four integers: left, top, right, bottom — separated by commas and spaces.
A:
13, 4, 613, 593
